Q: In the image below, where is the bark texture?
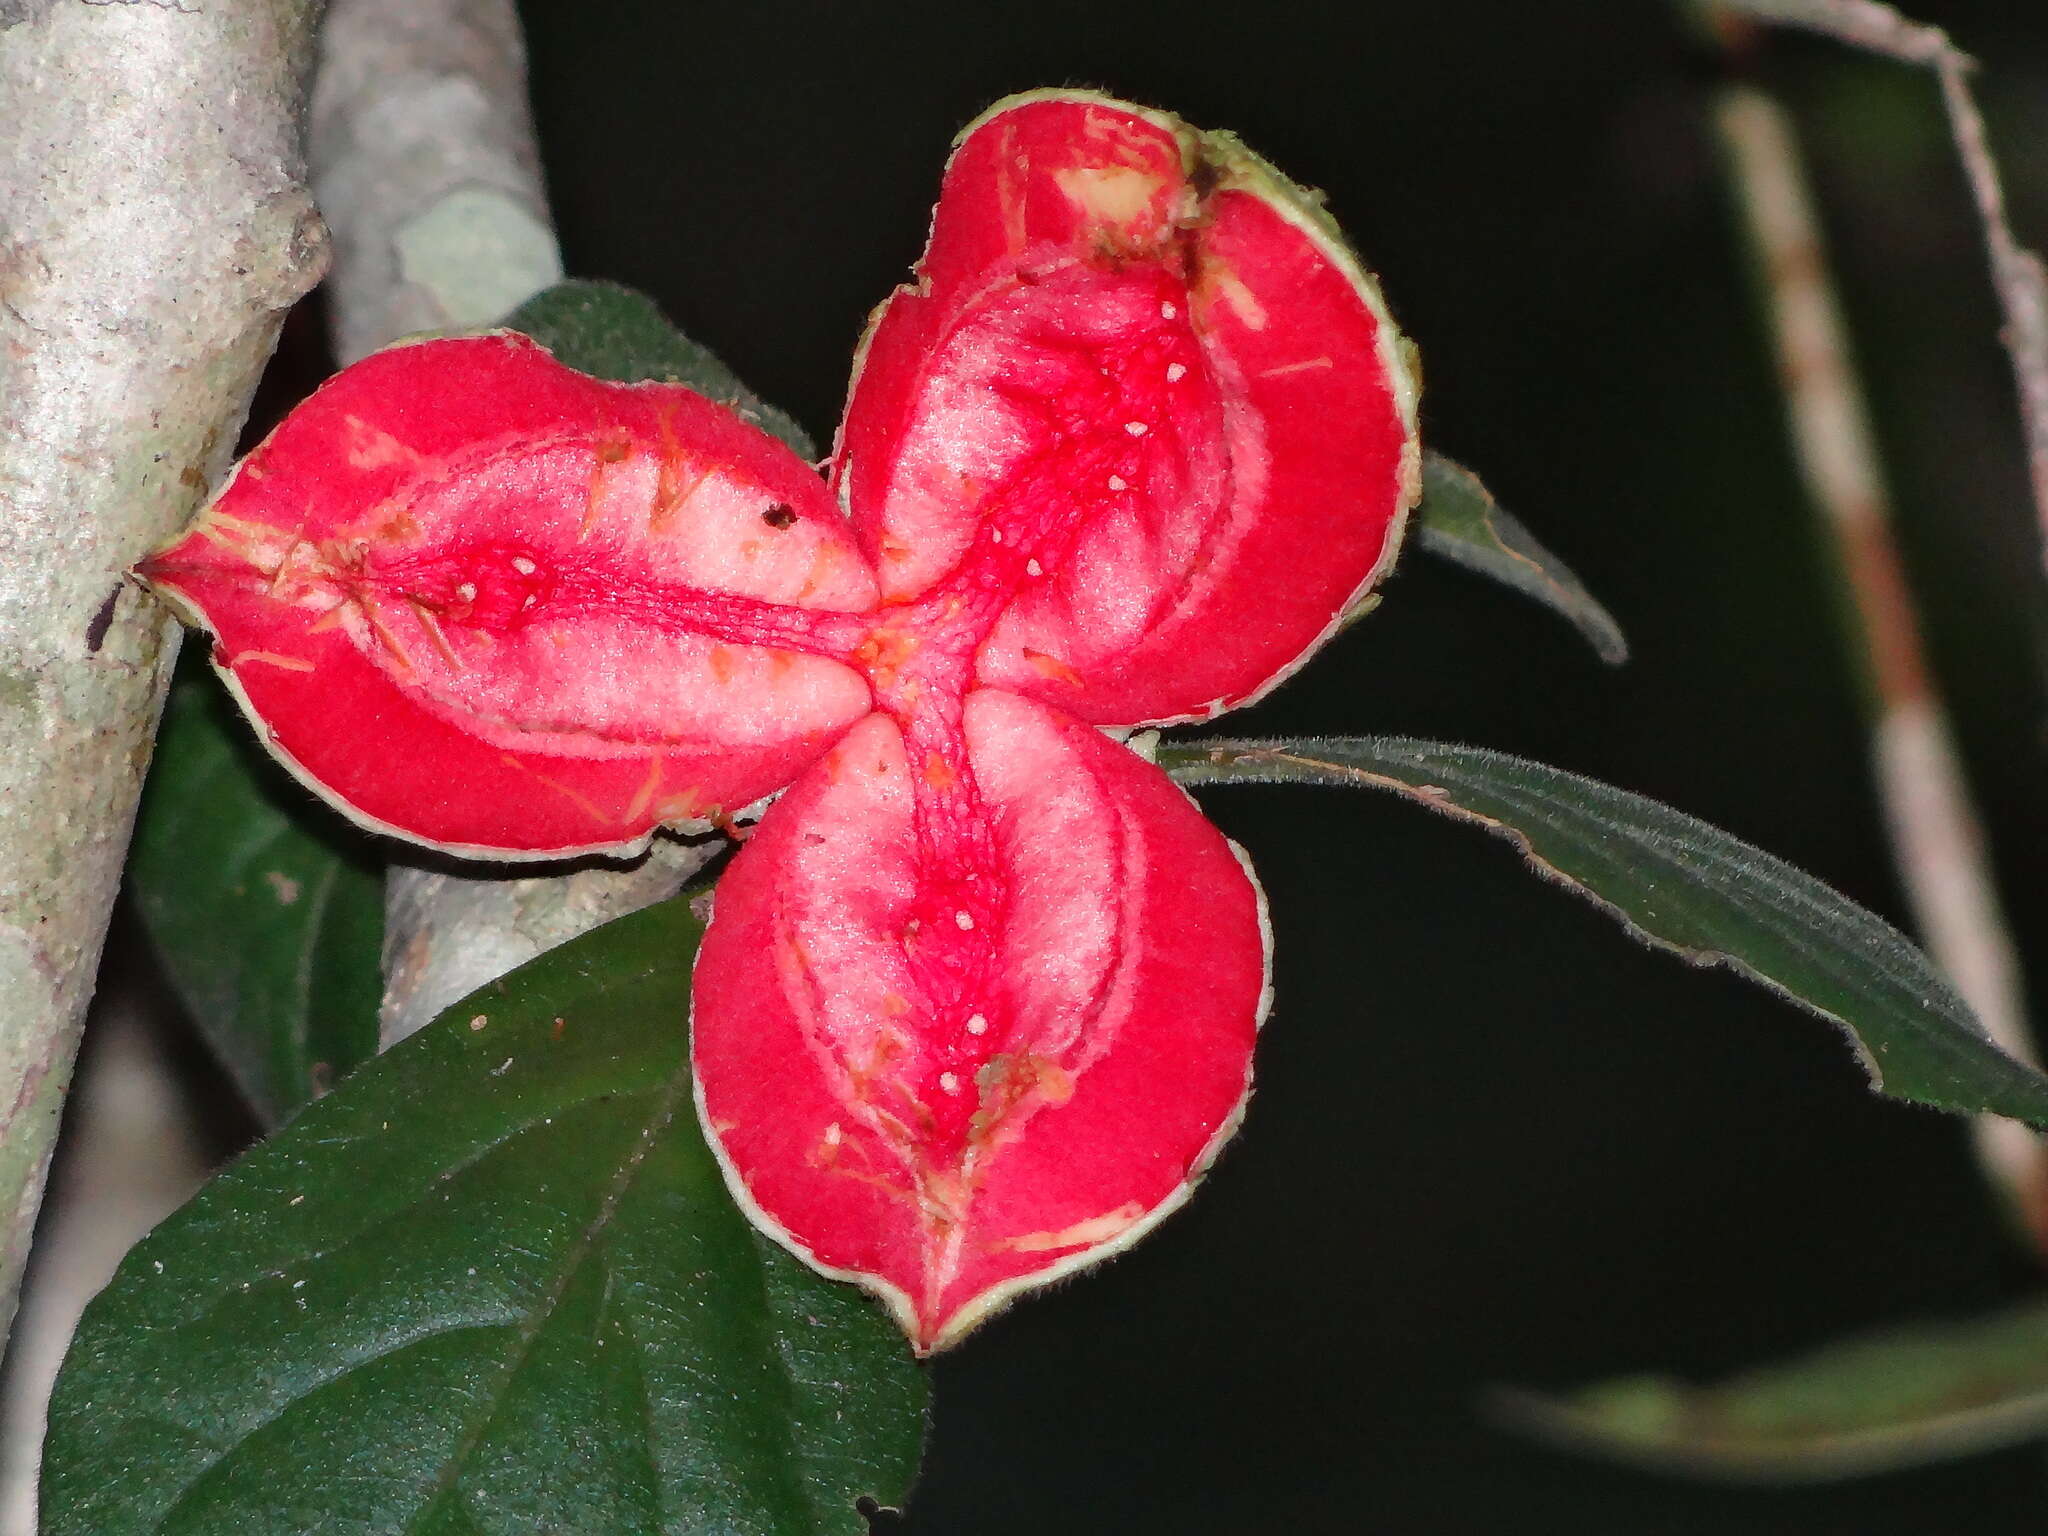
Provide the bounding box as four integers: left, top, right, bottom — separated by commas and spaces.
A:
311, 0, 561, 366
377, 843, 718, 1049
310, 0, 715, 1048
0, 0, 328, 1335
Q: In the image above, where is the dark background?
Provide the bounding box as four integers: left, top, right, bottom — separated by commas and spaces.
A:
506, 2, 2048, 1532
130, 2, 2048, 1532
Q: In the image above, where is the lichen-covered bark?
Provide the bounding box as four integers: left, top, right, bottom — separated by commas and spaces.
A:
311, 0, 561, 366
310, 0, 714, 1047
0, 0, 327, 1335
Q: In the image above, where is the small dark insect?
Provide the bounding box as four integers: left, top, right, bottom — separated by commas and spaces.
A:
761, 503, 797, 529
856, 1495, 906, 1531
85, 586, 121, 653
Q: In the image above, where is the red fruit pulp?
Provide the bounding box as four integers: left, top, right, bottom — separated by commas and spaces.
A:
138, 88, 1419, 1352
834, 92, 1417, 726
140, 335, 881, 855
698, 91, 1415, 1348
691, 693, 1268, 1351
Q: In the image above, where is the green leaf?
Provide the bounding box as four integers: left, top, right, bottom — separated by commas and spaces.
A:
1406, 452, 1629, 664
127, 656, 384, 1124
504, 279, 817, 460
42, 895, 927, 1535
1493, 1295, 2048, 1481
1161, 736, 2048, 1128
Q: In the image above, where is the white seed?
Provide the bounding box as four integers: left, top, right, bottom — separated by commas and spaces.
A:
1166, 362, 1187, 383
289, 1194, 304, 1206
455, 582, 478, 602
966, 1013, 988, 1035
989, 527, 1003, 543
1161, 301, 1178, 319
954, 909, 974, 930
1107, 475, 1128, 492
292, 1279, 306, 1290
1124, 421, 1148, 436
511, 555, 537, 575
1026, 558, 1043, 577
939, 1072, 961, 1094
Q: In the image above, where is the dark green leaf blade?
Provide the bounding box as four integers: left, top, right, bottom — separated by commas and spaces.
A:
504, 279, 817, 459
1407, 452, 1629, 664
42, 895, 926, 1536
1161, 736, 2048, 1127
127, 656, 384, 1124
1493, 1296, 2048, 1481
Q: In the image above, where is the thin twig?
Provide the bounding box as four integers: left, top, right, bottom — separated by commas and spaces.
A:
1932, 57, 2048, 574
1714, 81, 2047, 1245
1719, 0, 2048, 577
1717, 0, 1947, 64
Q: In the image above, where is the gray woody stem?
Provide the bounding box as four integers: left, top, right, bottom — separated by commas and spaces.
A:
0, 0, 327, 1337
310, 0, 717, 1050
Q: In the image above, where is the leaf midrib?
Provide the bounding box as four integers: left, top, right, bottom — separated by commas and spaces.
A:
405, 1063, 693, 1529
1167, 737, 2045, 1119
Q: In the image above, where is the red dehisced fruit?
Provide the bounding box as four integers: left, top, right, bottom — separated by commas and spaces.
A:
833, 91, 1418, 726
137, 89, 1419, 1353
140, 332, 879, 858
692, 692, 1270, 1350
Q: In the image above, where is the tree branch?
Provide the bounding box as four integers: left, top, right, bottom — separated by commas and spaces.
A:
311, 0, 559, 365
1714, 81, 2045, 1244
1718, 0, 2048, 577
309, 0, 716, 1048
0, 0, 328, 1337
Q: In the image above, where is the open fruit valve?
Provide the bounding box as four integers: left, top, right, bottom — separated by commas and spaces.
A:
139, 91, 1420, 1353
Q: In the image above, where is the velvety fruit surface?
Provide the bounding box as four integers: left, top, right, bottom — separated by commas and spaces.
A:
693, 692, 1267, 1350
833, 92, 1418, 726
141, 334, 878, 857
138, 88, 1418, 1352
